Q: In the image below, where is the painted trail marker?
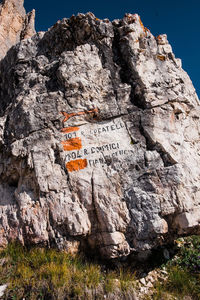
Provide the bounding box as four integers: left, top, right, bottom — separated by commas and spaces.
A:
61, 110, 133, 172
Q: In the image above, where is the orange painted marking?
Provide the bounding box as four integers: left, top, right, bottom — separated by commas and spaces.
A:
61, 137, 82, 151
61, 126, 79, 134
66, 159, 88, 172
61, 108, 98, 123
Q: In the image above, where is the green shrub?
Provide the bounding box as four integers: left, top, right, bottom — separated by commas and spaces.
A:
176, 236, 200, 272
151, 236, 200, 300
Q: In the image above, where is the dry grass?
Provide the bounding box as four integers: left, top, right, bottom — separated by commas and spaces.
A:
0, 243, 137, 299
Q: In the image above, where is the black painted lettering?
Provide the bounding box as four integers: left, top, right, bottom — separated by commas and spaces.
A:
67, 133, 72, 139
98, 147, 101, 153
71, 152, 76, 159
77, 150, 82, 158
112, 151, 118, 156
105, 125, 109, 132
99, 158, 104, 164
111, 125, 115, 131
66, 153, 71, 161
66, 131, 77, 139
84, 149, 88, 155
89, 160, 93, 167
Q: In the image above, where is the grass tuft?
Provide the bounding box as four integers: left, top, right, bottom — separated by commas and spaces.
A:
0, 242, 137, 299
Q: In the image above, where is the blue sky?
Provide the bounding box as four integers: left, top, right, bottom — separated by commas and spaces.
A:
24, 0, 200, 98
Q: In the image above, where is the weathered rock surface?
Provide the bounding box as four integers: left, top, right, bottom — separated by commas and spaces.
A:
0, 8, 200, 259
0, 0, 35, 59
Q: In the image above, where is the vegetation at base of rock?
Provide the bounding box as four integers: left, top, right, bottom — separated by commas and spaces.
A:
175, 235, 200, 272
149, 236, 200, 300
0, 243, 136, 299
151, 266, 200, 300
1, 236, 200, 299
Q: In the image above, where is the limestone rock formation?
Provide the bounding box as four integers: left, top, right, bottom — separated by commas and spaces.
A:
0, 7, 200, 259
0, 0, 35, 59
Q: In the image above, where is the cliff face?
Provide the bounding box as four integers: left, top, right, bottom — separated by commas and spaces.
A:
0, 0, 35, 59
0, 6, 200, 259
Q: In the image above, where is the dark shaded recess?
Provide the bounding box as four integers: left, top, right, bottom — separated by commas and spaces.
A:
128, 243, 178, 277
36, 20, 75, 59
112, 26, 145, 110
3, 102, 32, 143
44, 61, 62, 92
0, 174, 19, 189
79, 236, 178, 278
36, 15, 94, 59
3, 114, 10, 142
0, 67, 15, 117
0, 46, 19, 117
6, 175, 19, 188
0, 158, 20, 189
53, 146, 62, 165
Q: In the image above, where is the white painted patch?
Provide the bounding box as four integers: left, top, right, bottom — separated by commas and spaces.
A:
62, 117, 133, 170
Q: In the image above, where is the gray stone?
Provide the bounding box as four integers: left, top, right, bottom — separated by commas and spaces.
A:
0, 10, 200, 259
139, 278, 146, 285
0, 284, 7, 297
163, 249, 170, 260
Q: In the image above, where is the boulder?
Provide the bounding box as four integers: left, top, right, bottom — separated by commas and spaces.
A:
0, 11, 199, 259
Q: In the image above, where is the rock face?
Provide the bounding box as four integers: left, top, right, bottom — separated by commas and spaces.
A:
0, 9, 200, 259
0, 0, 35, 59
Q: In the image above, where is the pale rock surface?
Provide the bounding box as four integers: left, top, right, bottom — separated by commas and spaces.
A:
0, 284, 7, 297
0, 9, 200, 259
0, 0, 35, 59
